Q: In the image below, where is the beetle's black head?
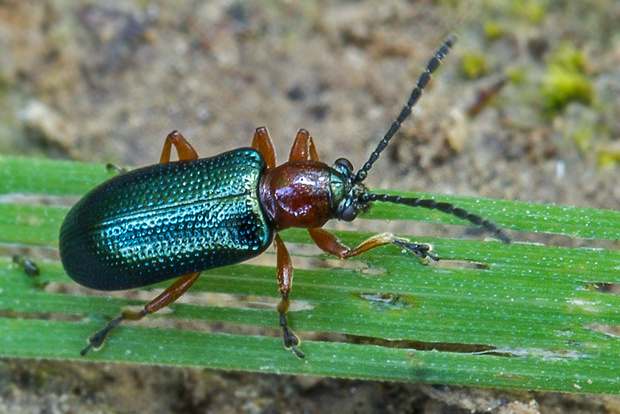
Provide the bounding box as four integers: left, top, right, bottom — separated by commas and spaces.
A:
331, 157, 371, 222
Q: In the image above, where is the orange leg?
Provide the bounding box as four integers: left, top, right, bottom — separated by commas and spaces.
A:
274, 234, 304, 358
288, 129, 319, 161
308, 228, 438, 261
160, 130, 199, 163
105, 131, 198, 175
274, 235, 294, 297
81, 272, 201, 355
251, 127, 277, 169
252, 127, 314, 357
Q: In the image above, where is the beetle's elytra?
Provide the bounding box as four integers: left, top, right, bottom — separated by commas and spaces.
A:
59, 35, 509, 359
61, 149, 272, 290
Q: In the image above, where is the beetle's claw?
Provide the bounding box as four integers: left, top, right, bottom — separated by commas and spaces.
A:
81, 315, 124, 356
80, 343, 94, 356
280, 312, 305, 359
392, 239, 438, 263
289, 344, 305, 359
283, 328, 305, 359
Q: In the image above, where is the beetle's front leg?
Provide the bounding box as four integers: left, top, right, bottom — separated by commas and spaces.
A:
274, 234, 305, 358
288, 129, 319, 162
308, 228, 438, 262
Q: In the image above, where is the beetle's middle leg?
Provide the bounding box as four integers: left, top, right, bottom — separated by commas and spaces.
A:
251, 127, 276, 169
308, 228, 438, 261
81, 271, 201, 355
274, 234, 305, 358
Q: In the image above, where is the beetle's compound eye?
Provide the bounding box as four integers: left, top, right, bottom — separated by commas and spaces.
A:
340, 204, 359, 222
337, 198, 359, 222
333, 158, 354, 176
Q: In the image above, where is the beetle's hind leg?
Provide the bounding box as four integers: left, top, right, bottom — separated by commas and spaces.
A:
81, 271, 201, 356
160, 130, 199, 163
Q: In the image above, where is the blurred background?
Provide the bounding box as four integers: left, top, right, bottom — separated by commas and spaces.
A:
1, 0, 618, 412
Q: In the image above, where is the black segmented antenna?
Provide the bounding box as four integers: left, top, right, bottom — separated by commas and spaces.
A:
360, 193, 511, 243
354, 34, 457, 183
354, 35, 510, 243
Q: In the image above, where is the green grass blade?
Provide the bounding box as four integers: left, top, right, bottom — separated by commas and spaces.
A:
0, 156, 619, 394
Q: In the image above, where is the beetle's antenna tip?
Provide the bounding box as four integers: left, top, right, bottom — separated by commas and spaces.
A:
354, 35, 457, 184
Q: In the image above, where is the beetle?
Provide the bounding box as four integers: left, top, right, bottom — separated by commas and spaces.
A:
59, 35, 509, 358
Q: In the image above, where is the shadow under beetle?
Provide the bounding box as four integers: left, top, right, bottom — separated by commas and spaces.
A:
59, 35, 510, 359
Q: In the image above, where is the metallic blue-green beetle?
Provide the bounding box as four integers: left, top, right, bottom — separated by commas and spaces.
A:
59, 35, 508, 358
